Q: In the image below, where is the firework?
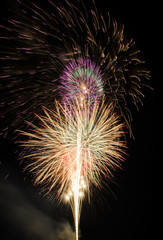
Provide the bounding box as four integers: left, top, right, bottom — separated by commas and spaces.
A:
0, 0, 150, 239
59, 57, 104, 107
0, 0, 150, 137
19, 99, 126, 240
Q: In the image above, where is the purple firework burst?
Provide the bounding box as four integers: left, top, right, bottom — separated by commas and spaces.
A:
59, 58, 104, 107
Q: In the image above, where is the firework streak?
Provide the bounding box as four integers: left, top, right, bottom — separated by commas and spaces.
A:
0, 1, 150, 239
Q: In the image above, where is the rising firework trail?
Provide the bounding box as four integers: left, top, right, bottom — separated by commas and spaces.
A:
0, 0, 151, 239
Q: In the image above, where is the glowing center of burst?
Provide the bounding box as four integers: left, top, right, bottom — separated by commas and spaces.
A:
65, 176, 87, 201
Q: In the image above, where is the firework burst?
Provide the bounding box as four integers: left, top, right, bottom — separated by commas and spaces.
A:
19, 99, 126, 239
59, 57, 104, 107
0, 0, 150, 137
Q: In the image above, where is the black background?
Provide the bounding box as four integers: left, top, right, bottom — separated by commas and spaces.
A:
0, 0, 158, 239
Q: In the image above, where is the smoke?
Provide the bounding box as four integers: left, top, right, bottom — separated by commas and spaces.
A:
0, 183, 75, 240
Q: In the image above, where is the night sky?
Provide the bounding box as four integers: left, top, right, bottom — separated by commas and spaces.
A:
0, 0, 158, 239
